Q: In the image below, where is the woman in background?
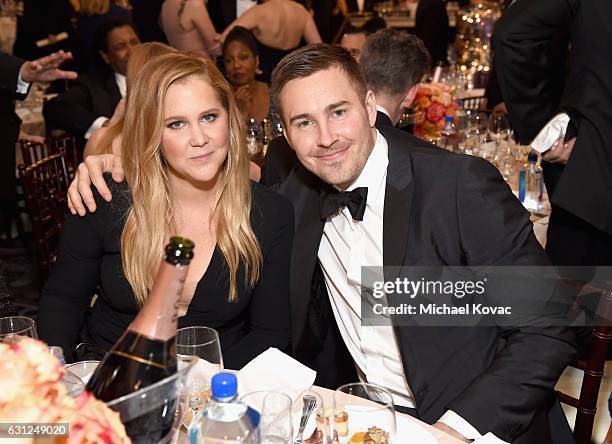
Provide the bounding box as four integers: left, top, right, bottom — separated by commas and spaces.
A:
160, 0, 220, 58
222, 26, 269, 122
220, 0, 322, 83
39, 52, 293, 369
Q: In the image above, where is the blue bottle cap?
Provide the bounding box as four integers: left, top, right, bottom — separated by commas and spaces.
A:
445, 115, 454, 123
211, 372, 238, 399
527, 151, 538, 162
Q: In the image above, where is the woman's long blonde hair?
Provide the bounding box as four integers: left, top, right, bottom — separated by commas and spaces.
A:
92, 43, 177, 157
120, 52, 261, 305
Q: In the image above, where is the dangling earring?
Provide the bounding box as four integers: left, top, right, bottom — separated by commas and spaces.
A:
255, 65, 263, 75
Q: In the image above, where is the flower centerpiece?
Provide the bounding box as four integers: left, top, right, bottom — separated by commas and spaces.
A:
0, 337, 130, 443
409, 83, 459, 140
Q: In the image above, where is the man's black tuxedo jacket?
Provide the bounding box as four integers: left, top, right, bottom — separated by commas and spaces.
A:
277, 125, 575, 442
0, 53, 29, 203
494, 0, 612, 236
43, 69, 121, 138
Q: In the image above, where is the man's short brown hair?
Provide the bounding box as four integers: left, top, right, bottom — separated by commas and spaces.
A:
271, 43, 368, 116
360, 29, 430, 97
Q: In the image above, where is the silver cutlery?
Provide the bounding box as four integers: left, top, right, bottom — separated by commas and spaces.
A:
294, 394, 317, 444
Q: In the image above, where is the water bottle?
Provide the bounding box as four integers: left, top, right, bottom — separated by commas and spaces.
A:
518, 151, 544, 212
440, 116, 458, 152
189, 372, 260, 443
49, 346, 65, 365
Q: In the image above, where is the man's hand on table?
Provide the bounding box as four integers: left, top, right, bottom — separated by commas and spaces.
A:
67, 153, 124, 216
542, 136, 576, 164
433, 422, 472, 442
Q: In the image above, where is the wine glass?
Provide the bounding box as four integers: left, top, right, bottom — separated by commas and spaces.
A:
241, 391, 293, 444
333, 383, 396, 443
176, 326, 223, 423
488, 111, 510, 143
0, 316, 37, 343
246, 118, 263, 157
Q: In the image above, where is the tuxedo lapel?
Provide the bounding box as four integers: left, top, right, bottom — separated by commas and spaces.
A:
279, 168, 327, 351
381, 127, 415, 282
375, 110, 393, 129
103, 71, 121, 103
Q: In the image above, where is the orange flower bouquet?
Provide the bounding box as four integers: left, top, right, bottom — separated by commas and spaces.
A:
410, 83, 459, 140
0, 337, 130, 444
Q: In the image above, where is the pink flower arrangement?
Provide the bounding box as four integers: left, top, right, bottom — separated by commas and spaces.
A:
410, 83, 459, 140
0, 337, 130, 444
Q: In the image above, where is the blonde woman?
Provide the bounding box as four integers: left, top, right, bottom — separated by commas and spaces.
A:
83, 42, 177, 158
38, 52, 294, 369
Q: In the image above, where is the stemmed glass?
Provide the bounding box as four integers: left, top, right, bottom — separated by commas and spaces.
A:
246, 118, 264, 157
0, 316, 37, 343
241, 391, 293, 443
333, 383, 396, 443
176, 326, 223, 424
488, 111, 510, 139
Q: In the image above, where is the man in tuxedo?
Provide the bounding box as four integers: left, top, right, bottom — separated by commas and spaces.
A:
271, 44, 575, 443
0, 51, 76, 239
260, 29, 430, 186
43, 17, 140, 139
360, 28, 429, 129
493, 0, 612, 267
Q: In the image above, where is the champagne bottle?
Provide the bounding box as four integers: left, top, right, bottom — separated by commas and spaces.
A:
86, 237, 194, 442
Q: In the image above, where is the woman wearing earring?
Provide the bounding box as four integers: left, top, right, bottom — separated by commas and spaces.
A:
38, 52, 293, 369
222, 27, 270, 122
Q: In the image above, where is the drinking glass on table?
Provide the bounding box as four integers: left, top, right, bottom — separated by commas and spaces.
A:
242, 391, 293, 443
333, 383, 396, 443
0, 316, 37, 343
177, 326, 223, 422
246, 118, 264, 157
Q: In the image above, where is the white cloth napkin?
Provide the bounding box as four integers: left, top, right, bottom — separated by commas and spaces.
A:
237, 348, 316, 403
530, 113, 570, 153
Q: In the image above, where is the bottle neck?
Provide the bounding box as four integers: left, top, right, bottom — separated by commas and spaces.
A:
128, 260, 188, 341
212, 394, 238, 403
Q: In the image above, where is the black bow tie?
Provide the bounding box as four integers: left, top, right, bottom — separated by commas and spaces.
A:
320, 187, 368, 221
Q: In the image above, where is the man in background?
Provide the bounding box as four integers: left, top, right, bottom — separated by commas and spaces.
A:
44, 17, 139, 139
494, 0, 612, 267
0, 51, 76, 240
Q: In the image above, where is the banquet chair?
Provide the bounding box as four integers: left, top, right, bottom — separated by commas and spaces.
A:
17, 153, 69, 288
20, 134, 81, 180
557, 288, 612, 444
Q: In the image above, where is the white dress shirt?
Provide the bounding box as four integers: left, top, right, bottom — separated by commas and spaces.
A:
236, 0, 256, 18
16, 74, 30, 95
84, 72, 126, 139
318, 130, 416, 408
317, 130, 508, 444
